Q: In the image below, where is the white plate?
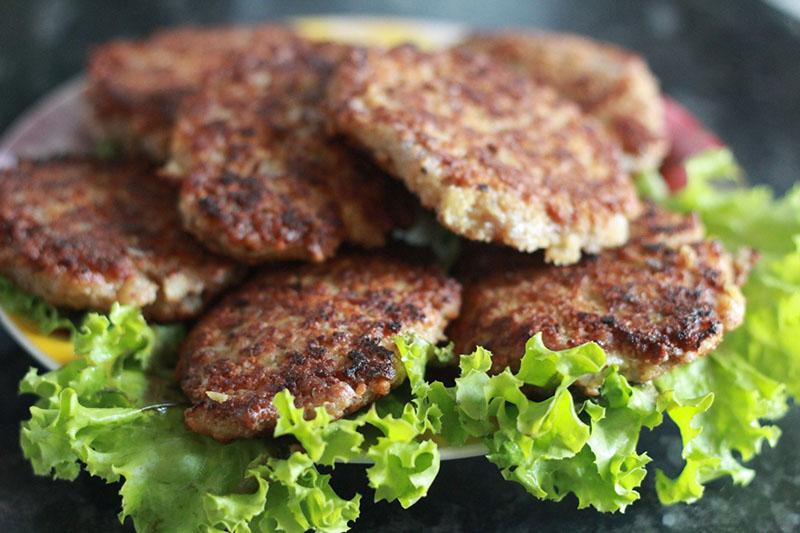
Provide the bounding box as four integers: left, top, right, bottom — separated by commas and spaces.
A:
0, 15, 487, 461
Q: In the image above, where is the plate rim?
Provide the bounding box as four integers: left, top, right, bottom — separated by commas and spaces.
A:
0, 15, 487, 461
0, 77, 87, 372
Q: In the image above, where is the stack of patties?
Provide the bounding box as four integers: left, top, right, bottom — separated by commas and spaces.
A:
0, 25, 752, 443
0, 157, 244, 321
323, 38, 750, 395
2, 24, 461, 442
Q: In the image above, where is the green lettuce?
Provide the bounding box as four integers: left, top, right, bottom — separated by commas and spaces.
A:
668, 148, 800, 256
654, 354, 784, 503
203, 451, 361, 533
369, 334, 672, 512
0, 275, 74, 334
19, 307, 444, 531
20, 305, 268, 531
649, 148, 800, 503
273, 338, 443, 509
670, 152, 800, 395
14, 147, 800, 529
391, 208, 462, 268
635, 168, 669, 202
429, 336, 663, 512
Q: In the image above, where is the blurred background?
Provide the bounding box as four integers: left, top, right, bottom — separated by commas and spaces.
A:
0, 1, 798, 531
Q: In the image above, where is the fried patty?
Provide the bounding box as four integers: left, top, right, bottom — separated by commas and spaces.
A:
0, 158, 244, 321
327, 45, 642, 265
169, 39, 404, 264
458, 32, 668, 172
87, 24, 298, 160
177, 254, 461, 441
448, 204, 753, 388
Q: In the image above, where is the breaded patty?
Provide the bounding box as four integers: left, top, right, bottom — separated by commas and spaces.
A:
177, 254, 461, 441
448, 205, 753, 388
327, 45, 642, 265
0, 158, 243, 321
87, 24, 298, 160
169, 39, 404, 264
459, 32, 668, 172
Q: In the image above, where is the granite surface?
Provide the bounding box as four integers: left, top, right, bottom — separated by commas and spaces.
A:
1, 1, 799, 531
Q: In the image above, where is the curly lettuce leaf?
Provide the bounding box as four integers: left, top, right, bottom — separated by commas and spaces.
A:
668, 148, 800, 256
273, 391, 365, 466
202, 462, 269, 533
358, 402, 439, 508
654, 354, 783, 503
257, 453, 360, 533
365, 436, 439, 508
73, 304, 183, 369
743, 241, 800, 397
0, 275, 74, 334
204, 425, 362, 533
15, 144, 800, 531
651, 149, 800, 503
438, 334, 670, 512
19, 306, 266, 531
273, 350, 442, 510
20, 306, 365, 533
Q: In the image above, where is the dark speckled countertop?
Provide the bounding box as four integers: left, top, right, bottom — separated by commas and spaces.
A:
1, 1, 799, 531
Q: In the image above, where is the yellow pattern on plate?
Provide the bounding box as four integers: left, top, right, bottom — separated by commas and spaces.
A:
293, 16, 463, 48
8, 313, 75, 365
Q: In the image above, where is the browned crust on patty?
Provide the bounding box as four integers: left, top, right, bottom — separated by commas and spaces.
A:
87, 24, 298, 160
169, 39, 404, 264
0, 157, 244, 321
629, 201, 705, 245
448, 205, 752, 386
177, 253, 461, 441
327, 45, 642, 265
458, 31, 668, 172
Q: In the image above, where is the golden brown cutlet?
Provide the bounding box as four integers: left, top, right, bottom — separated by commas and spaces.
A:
448, 204, 754, 388
326, 44, 642, 265
87, 24, 299, 160
176, 253, 461, 442
458, 31, 668, 173
0, 157, 244, 322
169, 39, 406, 264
